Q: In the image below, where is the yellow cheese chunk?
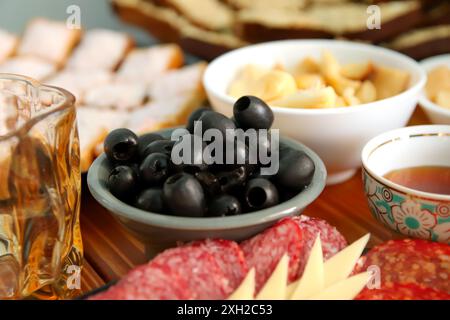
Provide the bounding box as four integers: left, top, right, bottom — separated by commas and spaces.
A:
290, 236, 324, 299
256, 254, 288, 300
271, 87, 337, 109
228, 268, 255, 300
324, 234, 370, 287
308, 272, 370, 300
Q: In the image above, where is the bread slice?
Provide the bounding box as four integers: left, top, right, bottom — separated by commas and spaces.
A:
83, 81, 147, 110
0, 56, 56, 81
236, 8, 331, 42
112, 0, 246, 60
67, 29, 134, 71
148, 62, 206, 100
126, 91, 204, 134
112, 0, 183, 43
18, 18, 81, 67
77, 107, 128, 171
387, 24, 450, 60
225, 0, 306, 10
46, 69, 114, 104
336, 1, 423, 42
0, 30, 18, 63
126, 62, 206, 133
116, 44, 184, 84
155, 0, 235, 31
419, 1, 449, 26
236, 1, 422, 43
179, 23, 248, 60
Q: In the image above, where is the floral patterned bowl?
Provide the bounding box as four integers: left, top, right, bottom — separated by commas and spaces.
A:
361, 125, 450, 244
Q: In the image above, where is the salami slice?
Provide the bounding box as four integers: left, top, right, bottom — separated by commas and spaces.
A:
240, 218, 303, 291
150, 245, 232, 299
291, 215, 347, 278
90, 264, 192, 300
189, 239, 248, 290
356, 239, 450, 294
356, 283, 450, 300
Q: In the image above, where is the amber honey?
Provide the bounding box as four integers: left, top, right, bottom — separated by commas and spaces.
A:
384, 166, 450, 195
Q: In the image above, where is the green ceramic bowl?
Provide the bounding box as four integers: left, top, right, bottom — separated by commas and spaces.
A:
87, 128, 327, 258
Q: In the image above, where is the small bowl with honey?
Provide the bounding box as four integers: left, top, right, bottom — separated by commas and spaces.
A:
361, 125, 450, 243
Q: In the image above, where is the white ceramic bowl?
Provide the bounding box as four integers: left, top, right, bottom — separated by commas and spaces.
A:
419, 54, 450, 125
203, 40, 426, 185
361, 125, 450, 243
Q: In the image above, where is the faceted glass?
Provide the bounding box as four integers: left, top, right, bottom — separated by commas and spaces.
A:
0, 74, 82, 299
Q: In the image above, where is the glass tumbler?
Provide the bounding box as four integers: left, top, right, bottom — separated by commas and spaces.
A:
0, 74, 82, 299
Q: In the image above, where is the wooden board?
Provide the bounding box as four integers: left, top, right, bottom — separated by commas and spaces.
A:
79, 107, 430, 292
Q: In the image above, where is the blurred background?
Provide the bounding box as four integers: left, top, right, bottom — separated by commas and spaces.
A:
1, 0, 449, 61
0, 0, 154, 44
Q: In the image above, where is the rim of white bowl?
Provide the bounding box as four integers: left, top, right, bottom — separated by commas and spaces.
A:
419, 92, 450, 118
361, 125, 450, 201
204, 39, 427, 115
419, 54, 450, 118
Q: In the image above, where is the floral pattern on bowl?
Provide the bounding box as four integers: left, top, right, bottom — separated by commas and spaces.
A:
363, 169, 450, 244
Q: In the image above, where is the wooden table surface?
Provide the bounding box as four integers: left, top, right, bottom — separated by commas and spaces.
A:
79, 108, 430, 293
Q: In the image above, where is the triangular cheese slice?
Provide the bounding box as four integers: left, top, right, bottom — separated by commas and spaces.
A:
290, 236, 324, 299
256, 254, 289, 300
308, 272, 370, 300
323, 234, 370, 287
228, 268, 255, 300
286, 279, 296, 298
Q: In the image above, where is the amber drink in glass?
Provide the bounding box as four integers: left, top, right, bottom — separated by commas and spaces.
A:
0, 74, 82, 299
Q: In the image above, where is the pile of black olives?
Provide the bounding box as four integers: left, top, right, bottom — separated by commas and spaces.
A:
104, 95, 315, 218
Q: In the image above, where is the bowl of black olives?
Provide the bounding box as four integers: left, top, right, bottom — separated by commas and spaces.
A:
87, 96, 326, 257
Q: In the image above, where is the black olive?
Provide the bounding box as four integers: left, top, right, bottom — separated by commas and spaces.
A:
194, 111, 236, 138
104, 128, 138, 163
217, 137, 250, 170
163, 173, 206, 217
195, 171, 221, 197
108, 165, 139, 201
139, 152, 170, 185
233, 96, 274, 130
186, 107, 211, 134
216, 166, 247, 193
137, 133, 164, 158
244, 178, 279, 210
171, 133, 208, 173
275, 150, 315, 191
279, 143, 295, 158
135, 188, 166, 213
207, 195, 242, 217
250, 166, 275, 180
256, 130, 272, 157
142, 140, 175, 158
